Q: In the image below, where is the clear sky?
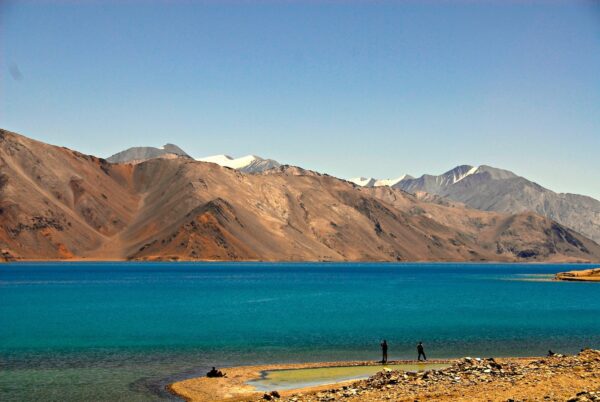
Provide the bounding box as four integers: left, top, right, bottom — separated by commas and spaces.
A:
2, 1, 599, 198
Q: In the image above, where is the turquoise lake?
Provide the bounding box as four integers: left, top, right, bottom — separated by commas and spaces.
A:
1, 262, 599, 401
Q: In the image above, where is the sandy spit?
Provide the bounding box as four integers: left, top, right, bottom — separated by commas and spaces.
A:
555, 268, 600, 282
169, 351, 600, 402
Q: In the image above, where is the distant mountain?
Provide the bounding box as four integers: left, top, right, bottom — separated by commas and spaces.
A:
352, 165, 600, 243
107, 144, 191, 164
349, 175, 412, 188
1, 128, 600, 263
107, 142, 281, 173
198, 154, 280, 173
396, 165, 518, 194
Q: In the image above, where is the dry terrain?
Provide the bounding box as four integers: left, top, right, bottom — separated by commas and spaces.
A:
2, 129, 600, 262
170, 350, 600, 402
169, 360, 453, 402
277, 350, 600, 402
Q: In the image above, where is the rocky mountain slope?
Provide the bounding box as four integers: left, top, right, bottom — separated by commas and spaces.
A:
1, 129, 599, 262
352, 165, 600, 244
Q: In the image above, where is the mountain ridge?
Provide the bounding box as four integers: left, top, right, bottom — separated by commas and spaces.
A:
352, 165, 600, 243
107, 143, 191, 164
1, 128, 599, 263
107, 143, 282, 174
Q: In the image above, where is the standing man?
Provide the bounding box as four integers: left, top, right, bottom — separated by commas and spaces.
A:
380, 340, 388, 363
417, 341, 426, 361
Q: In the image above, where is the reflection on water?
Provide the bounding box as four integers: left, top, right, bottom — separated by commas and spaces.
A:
503, 274, 557, 282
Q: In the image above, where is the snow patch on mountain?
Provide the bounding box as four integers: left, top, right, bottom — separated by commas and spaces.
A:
375, 175, 412, 187
198, 154, 281, 173
349, 177, 377, 187
440, 165, 480, 185
350, 175, 411, 188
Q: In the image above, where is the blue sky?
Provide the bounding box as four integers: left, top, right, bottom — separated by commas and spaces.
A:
2, 1, 599, 198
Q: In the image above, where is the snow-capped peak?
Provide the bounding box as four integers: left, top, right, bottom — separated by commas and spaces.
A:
232, 155, 261, 168
374, 174, 411, 187
452, 165, 479, 184
349, 177, 378, 187
350, 175, 411, 188
197, 154, 280, 173
197, 154, 235, 165
198, 154, 231, 161
437, 165, 480, 186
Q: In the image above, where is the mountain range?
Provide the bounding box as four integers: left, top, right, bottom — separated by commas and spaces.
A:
109, 144, 600, 245
1, 128, 599, 263
351, 165, 600, 244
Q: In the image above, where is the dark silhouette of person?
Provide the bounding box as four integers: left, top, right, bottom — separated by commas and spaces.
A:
417, 341, 426, 361
380, 340, 388, 363
207, 367, 225, 377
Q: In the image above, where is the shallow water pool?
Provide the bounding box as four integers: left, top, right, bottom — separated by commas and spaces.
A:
248, 362, 450, 391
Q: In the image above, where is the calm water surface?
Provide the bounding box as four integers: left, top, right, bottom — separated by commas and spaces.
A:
1, 262, 599, 401
248, 363, 450, 391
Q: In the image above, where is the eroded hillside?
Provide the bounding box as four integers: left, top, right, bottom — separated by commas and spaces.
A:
1, 129, 599, 262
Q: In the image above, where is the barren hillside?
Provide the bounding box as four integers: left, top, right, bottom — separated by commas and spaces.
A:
1, 129, 599, 262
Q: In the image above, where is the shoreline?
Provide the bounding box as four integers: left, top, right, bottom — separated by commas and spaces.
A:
555, 268, 600, 282
2, 259, 599, 264
169, 351, 600, 402
168, 359, 456, 402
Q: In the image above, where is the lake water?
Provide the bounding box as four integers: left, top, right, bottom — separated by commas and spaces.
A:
1, 262, 599, 401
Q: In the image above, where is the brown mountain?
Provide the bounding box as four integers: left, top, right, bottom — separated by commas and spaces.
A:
1, 128, 599, 262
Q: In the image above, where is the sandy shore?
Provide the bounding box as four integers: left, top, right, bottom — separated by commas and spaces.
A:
555, 268, 600, 282
168, 360, 453, 402
169, 350, 600, 402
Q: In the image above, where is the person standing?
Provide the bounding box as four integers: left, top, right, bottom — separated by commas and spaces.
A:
417, 341, 426, 361
380, 340, 388, 363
